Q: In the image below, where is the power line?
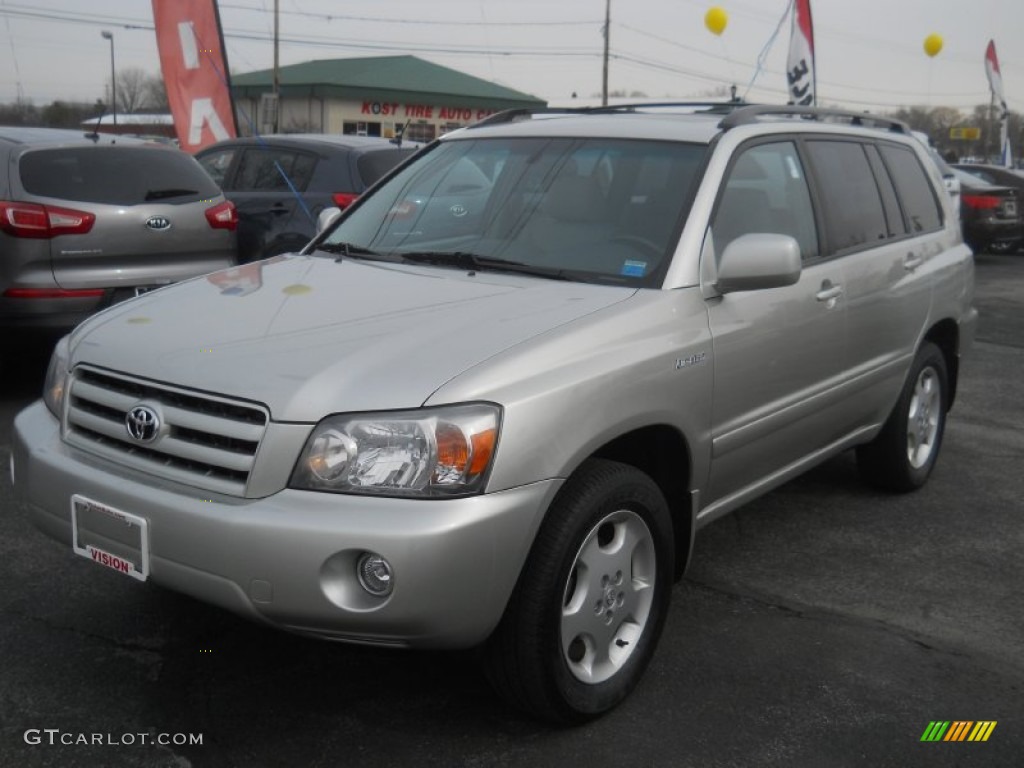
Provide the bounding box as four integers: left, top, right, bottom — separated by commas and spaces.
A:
219, 1, 600, 28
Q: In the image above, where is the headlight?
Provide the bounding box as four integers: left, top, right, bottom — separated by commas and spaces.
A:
43, 335, 71, 418
290, 403, 501, 497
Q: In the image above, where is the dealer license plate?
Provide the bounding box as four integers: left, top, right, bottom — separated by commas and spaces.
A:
71, 495, 149, 581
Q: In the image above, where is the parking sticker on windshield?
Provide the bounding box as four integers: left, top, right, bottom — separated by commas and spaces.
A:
621, 260, 647, 277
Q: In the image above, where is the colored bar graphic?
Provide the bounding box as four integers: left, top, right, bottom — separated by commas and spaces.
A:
921, 720, 997, 742
968, 722, 997, 742
921, 721, 950, 741
944, 721, 972, 741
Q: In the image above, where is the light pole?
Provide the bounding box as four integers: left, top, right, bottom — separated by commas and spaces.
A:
101, 30, 116, 130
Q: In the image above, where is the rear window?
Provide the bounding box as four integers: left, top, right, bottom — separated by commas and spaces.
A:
356, 149, 417, 187
19, 146, 221, 205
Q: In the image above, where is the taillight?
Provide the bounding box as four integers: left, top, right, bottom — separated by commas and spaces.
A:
205, 200, 238, 231
0, 201, 95, 238
332, 192, 359, 209
962, 195, 1002, 210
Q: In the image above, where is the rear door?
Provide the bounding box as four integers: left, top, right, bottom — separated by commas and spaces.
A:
221, 145, 318, 261
828, 141, 937, 424
17, 145, 235, 290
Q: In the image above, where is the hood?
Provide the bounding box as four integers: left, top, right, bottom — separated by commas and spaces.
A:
70, 255, 634, 421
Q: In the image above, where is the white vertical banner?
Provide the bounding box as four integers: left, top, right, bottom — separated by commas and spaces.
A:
786, 0, 815, 106
985, 40, 1012, 168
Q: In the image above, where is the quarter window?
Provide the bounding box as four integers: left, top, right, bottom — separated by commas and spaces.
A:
806, 141, 888, 252
197, 149, 235, 187
879, 145, 943, 233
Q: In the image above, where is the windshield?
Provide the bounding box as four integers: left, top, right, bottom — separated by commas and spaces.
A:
320, 137, 707, 286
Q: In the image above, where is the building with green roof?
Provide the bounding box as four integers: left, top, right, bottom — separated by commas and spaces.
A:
231, 55, 546, 141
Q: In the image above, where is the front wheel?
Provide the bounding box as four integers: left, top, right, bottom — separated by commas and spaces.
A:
857, 342, 949, 492
482, 459, 674, 724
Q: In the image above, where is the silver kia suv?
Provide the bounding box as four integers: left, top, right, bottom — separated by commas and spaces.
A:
13, 104, 977, 723
0, 127, 238, 333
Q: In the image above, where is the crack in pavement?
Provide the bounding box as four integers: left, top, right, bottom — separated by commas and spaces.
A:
686, 578, 1024, 677
2, 605, 165, 658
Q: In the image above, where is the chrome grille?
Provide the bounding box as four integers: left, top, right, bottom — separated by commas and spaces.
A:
64, 367, 268, 496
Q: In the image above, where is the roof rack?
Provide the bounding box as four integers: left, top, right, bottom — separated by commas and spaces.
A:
719, 105, 909, 133
469, 100, 751, 130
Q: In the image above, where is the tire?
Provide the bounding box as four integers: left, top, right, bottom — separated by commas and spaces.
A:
482, 458, 674, 724
857, 342, 948, 492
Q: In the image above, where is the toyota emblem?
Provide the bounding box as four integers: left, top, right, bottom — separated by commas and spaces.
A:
449, 204, 468, 218
125, 405, 161, 443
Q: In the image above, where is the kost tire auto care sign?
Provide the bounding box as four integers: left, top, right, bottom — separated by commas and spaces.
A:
152, 0, 238, 153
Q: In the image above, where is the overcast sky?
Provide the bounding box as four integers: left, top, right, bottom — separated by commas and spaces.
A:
1, 0, 1022, 116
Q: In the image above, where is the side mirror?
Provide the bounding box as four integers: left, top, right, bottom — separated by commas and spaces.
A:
316, 207, 342, 235
715, 233, 802, 294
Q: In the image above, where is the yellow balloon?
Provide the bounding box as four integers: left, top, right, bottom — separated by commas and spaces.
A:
923, 33, 943, 58
705, 7, 728, 37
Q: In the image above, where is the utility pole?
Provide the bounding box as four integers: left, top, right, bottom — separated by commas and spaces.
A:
601, 0, 610, 107
101, 30, 117, 130
272, 0, 280, 133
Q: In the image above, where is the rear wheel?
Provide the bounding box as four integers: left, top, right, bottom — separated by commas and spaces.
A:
857, 342, 948, 492
482, 459, 674, 723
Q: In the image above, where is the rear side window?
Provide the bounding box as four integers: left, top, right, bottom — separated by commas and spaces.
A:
806, 140, 888, 252
356, 149, 416, 188
235, 149, 316, 192
879, 145, 943, 233
864, 145, 907, 238
19, 146, 220, 205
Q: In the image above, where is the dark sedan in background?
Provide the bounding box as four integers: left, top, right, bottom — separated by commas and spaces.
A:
950, 166, 1023, 253
197, 134, 419, 263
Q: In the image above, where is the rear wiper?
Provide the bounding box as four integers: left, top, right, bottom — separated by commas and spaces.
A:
398, 251, 571, 280
144, 188, 198, 200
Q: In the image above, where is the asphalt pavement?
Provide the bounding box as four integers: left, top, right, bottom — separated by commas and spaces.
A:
0, 253, 1022, 768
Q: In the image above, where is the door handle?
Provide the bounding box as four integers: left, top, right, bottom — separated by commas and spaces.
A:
815, 282, 843, 302
904, 253, 924, 271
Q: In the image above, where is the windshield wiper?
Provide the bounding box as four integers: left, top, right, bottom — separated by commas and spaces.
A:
144, 188, 198, 200
398, 251, 571, 281
317, 242, 392, 262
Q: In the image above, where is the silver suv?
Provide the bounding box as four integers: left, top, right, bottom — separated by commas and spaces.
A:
13, 105, 977, 723
0, 127, 237, 332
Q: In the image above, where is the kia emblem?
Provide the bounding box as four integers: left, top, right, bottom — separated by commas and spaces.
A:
146, 216, 172, 231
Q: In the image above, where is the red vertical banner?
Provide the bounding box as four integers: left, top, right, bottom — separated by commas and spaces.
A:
786, 0, 815, 106
985, 40, 1012, 168
152, 0, 238, 153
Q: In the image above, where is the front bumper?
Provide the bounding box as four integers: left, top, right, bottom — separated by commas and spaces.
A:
13, 401, 559, 648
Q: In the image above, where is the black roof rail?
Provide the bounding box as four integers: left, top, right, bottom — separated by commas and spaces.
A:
719, 105, 909, 133
469, 100, 752, 129
469, 108, 582, 129
582, 99, 750, 114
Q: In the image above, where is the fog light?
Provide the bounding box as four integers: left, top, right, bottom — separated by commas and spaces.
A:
356, 552, 393, 597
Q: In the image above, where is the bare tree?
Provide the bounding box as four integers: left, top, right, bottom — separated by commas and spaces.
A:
143, 75, 169, 112
108, 68, 170, 114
